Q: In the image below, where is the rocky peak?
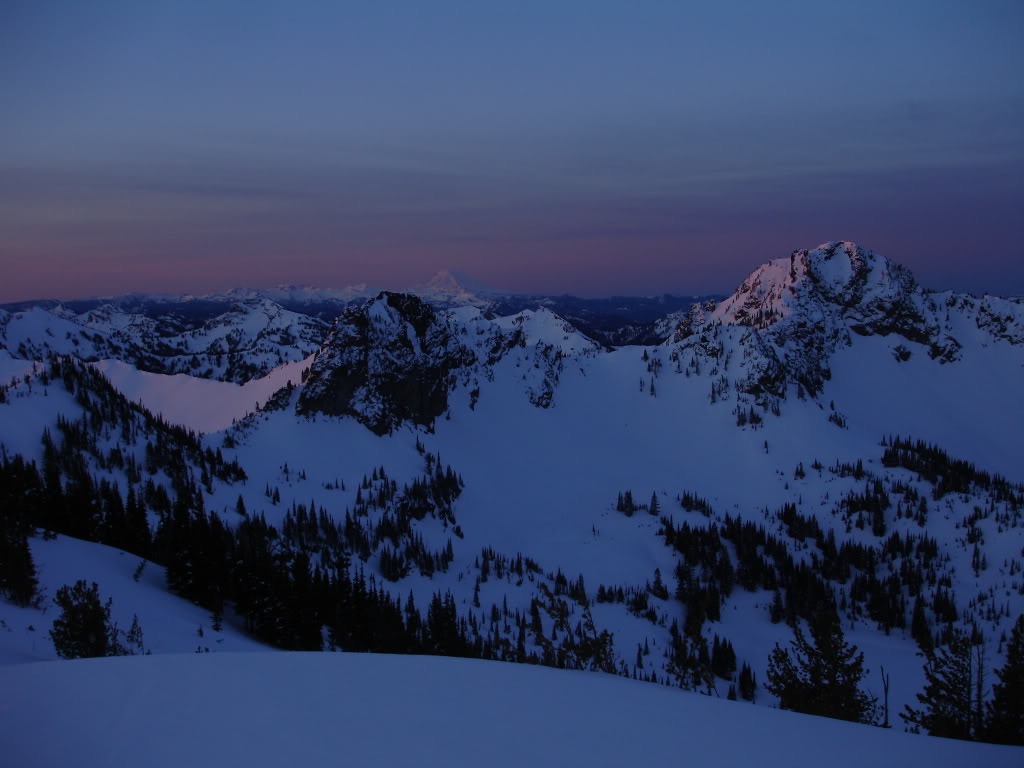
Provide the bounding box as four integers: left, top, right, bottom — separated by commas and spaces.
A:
667, 242, 963, 407
665, 301, 717, 345
297, 292, 479, 435
714, 241, 928, 338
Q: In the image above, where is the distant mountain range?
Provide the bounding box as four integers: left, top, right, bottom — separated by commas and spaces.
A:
0, 271, 719, 360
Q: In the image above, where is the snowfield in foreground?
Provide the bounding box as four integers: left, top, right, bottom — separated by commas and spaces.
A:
0, 652, 1018, 768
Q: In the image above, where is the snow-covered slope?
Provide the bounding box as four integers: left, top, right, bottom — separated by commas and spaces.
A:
92, 355, 313, 433
1, 651, 1018, 768
0, 536, 266, 665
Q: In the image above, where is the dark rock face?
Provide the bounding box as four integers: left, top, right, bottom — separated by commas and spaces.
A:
297, 293, 477, 435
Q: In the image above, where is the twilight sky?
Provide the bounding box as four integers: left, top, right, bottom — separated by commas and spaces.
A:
2, 0, 1023, 301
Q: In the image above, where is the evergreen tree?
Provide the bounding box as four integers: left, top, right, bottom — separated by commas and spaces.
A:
619, 490, 634, 516
901, 633, 975, 740
0, 455, 42, 606
769, 590, 785, 624
738, 662, 757, 702
910, 596, 933, 655
50, 580, 125, 659
0, 531, 38, 607
711, 635, 737, 680
765, 611, 876, 723
125, 613, 146, 654
650, 568, 669, 600
987, 615, 1024, 745
122, 485, 152, 558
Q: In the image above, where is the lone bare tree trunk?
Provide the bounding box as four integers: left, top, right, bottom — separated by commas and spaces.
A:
881, 666, 891, 728
973, 642, 987, 738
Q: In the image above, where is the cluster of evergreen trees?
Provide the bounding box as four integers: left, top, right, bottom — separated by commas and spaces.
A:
882, 435, 1024, 508
1, 356, 248, 591
609, 472, 1022, 736
607, 475, 1012, 709
762, 606, 1024, 745
615, 489, 658, 516
595, 568, 669, 625
838, 480, 891, 536
0, 359, 248, 612
0, 453, 40, 606
902, 617, 1024, 745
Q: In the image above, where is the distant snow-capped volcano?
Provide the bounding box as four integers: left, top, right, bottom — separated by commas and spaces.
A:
410, 270, 496, 307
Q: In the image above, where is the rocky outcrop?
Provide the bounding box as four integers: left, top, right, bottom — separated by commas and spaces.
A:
297, 293, 480, 435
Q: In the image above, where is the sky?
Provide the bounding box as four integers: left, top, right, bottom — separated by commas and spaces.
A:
1, 0, 1022, 301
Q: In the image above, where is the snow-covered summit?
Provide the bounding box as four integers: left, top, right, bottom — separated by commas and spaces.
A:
663, 241, 1024, 407
496, 307, 602, 356
722, 240, 1024, 358
714, 241, 926, 336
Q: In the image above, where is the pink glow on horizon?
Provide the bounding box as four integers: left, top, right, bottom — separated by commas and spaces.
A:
4, 219, 1020, 304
